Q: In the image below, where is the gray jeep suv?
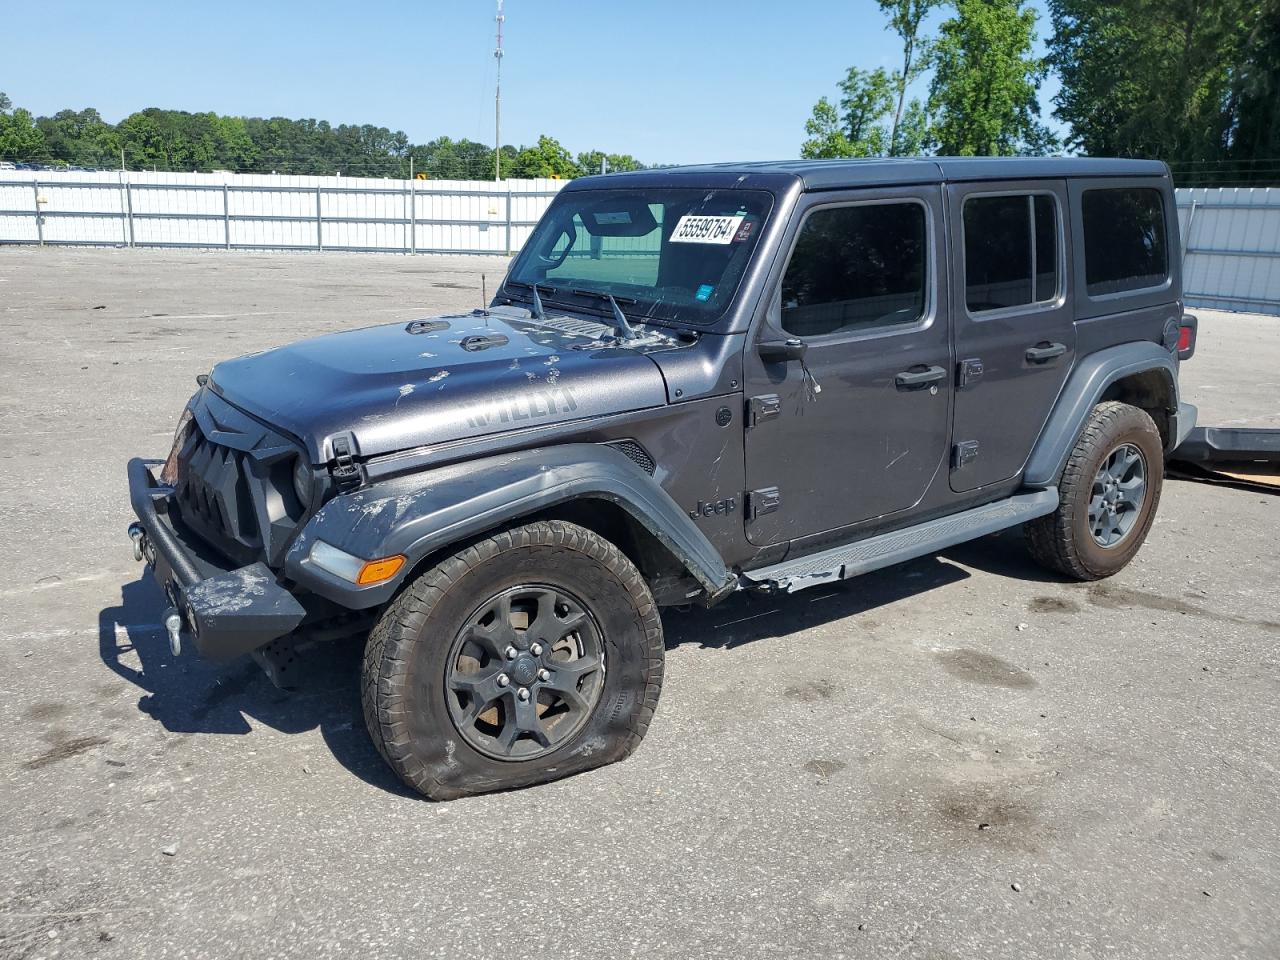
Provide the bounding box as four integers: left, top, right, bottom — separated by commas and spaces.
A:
127, 158, 1199, 799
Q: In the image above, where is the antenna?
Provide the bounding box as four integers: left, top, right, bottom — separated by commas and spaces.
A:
494, 0, 505, 181
481, 273, 488, 318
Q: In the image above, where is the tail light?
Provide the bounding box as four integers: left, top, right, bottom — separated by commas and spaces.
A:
1177, 314, 1198, 362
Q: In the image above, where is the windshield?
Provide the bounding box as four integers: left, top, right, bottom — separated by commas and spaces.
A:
505, 187, 774, 326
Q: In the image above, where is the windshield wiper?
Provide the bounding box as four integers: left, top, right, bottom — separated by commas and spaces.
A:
505, 280, 556, 320
570, 289, 638, 341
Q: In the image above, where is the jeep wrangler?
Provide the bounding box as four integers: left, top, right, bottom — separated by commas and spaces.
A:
127, 158, 1199, 799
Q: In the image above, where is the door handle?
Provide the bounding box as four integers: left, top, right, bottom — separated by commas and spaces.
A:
895, 365, 947, 389
1026, 341, 1067, 363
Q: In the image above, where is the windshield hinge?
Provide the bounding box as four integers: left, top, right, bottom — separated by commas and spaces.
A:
329, 434, 362, 490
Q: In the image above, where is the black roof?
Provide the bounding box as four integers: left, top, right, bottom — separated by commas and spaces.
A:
566, 157, 1169, 194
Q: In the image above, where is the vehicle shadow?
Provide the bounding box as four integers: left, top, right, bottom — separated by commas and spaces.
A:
663, 529, 1063, 650
98, 576, 412, 797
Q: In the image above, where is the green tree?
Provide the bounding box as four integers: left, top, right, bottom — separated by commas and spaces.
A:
1229, 0, 1280, 171
801, 68, 897, 158
929, 0, 1056, 156
878, 0, 943, 154
1047, 0, 1253, 170
0, 93, 47, 161
36, 108, 119, 166
576, 150, 644, 174
509, 135, 581, 179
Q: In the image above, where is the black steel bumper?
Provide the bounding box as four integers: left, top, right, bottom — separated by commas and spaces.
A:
127, 457, 306, 660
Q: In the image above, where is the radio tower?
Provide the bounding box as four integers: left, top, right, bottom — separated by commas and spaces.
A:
494, 0, 505, 181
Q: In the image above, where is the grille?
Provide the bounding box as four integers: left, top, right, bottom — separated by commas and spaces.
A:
176, 425, 262, 555
607, 439, 656, 475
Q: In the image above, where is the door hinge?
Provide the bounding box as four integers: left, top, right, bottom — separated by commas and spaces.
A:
953, 440, 980, 470
747, 394, 781, 427
329, 434, 362, 490
747, 486, 781, 520
958, 357, 984, 388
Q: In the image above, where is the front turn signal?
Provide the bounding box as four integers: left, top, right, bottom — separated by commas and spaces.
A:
356, 555, 406, 586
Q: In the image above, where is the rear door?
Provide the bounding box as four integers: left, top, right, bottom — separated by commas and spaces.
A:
742, 186, 952, 546
947, 180, 1075, 491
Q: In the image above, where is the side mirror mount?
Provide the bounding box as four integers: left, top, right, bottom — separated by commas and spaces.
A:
757, 337, 807, 364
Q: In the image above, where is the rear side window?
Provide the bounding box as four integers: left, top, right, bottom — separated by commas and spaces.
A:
1081, 188, 1168, 296
963, 194, 1060, 313
781, 202, 927, 338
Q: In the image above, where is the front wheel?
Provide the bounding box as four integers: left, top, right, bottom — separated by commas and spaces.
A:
361, 520, 664, 800
1025, 401, 1164, 581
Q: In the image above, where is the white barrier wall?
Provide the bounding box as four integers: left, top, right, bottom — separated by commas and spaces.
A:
3, 172, 1279, 315
0, 169, 566, 255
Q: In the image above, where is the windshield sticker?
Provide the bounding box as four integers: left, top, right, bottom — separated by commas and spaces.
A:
695, 284, 715, 302
669, 214, 746, 245
593, 211, 632, 225
733, 220, 755, 242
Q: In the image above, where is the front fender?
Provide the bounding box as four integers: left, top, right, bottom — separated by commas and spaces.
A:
1024, 342, 1184, 488
284, 444, 734, 609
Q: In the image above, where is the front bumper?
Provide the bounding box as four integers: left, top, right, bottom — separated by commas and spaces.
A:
127, 458, 306, 660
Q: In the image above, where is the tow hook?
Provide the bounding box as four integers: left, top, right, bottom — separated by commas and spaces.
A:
128, 523, 144, 562
163, 607, 184, 656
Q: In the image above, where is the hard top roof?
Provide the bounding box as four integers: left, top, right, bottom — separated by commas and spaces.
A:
565, 157, 1169, 193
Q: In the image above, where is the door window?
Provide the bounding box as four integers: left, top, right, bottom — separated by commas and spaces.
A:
780, 202, 927, 338
963, 194, 1060, 313
1081, 188, 1168, 296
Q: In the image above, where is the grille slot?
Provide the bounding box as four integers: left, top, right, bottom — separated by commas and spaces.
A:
176, 425, 262, 556
606, 439, 656, 475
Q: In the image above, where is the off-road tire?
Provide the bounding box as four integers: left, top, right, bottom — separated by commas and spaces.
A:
1025, 401, 1164, 581
361, 520, 664, 800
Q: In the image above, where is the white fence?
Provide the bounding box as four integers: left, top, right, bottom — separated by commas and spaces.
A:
3, 172, 1279, 314
1177, 187, 1280, 316
0, 169, 565, 255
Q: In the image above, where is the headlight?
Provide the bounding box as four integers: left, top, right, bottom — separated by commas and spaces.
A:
158, 405, 194, 486
292, 456, 313, 507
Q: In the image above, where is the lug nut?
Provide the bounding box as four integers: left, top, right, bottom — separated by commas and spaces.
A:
517, 687, 530, 702
530, 642, 543, 656
538, 668, 550, 681
505, 645, 518, 660
497, 673, 510, 687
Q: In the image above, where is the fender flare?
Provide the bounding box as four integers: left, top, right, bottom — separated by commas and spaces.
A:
1023, 342, 1186, 488
284, 444, 735, 609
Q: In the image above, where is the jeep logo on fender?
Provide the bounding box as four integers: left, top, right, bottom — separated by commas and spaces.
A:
465, 385, 579, 429
690, 497, 737, 520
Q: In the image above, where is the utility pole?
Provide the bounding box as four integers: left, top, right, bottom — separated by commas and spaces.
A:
494, 0, 504, 181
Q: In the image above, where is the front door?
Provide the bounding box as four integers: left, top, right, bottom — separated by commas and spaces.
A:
743, 187, 952, 546
947, 181, 1076, 491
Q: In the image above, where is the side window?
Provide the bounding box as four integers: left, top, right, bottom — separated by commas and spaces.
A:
780, 202, 927, 338
963, 193, 1060, 313
1081, 188, 1168, 296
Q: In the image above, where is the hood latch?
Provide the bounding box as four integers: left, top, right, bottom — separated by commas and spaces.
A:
329, 434, 362, 491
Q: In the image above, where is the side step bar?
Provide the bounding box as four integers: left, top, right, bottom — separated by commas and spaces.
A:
740, 489, 1060, 594
1171, 426, 1280, 464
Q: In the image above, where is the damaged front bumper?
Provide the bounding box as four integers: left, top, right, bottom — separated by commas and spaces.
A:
126, 458, 306, 660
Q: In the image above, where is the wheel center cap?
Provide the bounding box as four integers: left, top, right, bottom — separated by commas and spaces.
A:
510, 657, 538, 687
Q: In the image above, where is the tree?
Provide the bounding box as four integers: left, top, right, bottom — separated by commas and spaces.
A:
1047, 0, 1254, 169
576, 150, 644, 174
508, 135, 580, 179
1229, 0, 1280, 171
0, 94, 48, 161
801, 68, 897, 158
878, 0, 943, 154
36, 108, 119, 166
928, 0, 1056, 156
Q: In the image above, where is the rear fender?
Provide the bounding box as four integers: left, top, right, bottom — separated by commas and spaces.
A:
1024, 342, 1186, 488
284, 444, 735, 609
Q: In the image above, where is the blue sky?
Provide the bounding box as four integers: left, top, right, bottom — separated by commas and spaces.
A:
4, 0, 1061, 164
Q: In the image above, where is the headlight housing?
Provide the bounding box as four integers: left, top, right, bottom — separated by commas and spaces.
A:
158, 405, 194, 486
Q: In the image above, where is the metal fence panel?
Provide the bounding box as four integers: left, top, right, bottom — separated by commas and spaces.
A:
1177, 187, 1280, 316
0, 169, 565, 256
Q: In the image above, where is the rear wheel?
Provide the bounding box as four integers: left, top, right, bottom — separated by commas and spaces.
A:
1025, 401, 1164, 581
361, 520, 664, 800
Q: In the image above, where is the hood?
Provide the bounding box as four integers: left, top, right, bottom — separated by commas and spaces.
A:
209, 306, 675, 462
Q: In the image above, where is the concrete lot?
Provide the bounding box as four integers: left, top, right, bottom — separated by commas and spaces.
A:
1, 247, 1277, 960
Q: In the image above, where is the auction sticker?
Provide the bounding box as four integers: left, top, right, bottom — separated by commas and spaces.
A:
669, 214, 745, 244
